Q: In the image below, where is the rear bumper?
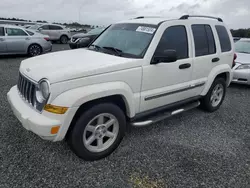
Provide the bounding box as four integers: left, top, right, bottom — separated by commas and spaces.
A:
42, 42, 52, 53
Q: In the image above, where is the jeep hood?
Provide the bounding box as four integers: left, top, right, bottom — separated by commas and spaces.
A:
20, 49, 142, 83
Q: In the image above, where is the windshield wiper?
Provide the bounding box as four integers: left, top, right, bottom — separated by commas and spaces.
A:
102, 46, 123, 56
89, 44, 102, 51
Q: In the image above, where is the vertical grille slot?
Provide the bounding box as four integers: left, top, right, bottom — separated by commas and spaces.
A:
17, 72, 36, 107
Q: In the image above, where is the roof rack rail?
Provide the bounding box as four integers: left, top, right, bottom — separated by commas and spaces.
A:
179, 15, 223, 22
133, 16, 162, 19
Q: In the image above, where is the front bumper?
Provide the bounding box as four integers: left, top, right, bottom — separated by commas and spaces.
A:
7, 86, 61, 141
69, 41, 78, 49
232, 68, 250, 85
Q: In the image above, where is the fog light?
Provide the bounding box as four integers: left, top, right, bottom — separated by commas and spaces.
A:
44, 104, 68, 114
51, 126, 60, 134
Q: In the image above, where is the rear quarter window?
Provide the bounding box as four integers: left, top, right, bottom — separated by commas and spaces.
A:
215, 25, 232, 52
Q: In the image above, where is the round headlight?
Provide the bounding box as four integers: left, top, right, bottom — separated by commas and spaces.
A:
36, 80, 50, 103
40, 80, 50, 99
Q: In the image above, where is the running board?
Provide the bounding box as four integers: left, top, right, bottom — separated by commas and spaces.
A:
131, 100, 200, 127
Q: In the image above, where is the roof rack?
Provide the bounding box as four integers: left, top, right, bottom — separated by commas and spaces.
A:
179, 15, 223, 22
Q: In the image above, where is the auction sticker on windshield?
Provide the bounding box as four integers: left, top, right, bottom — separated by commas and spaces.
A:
136, 26, 156, 34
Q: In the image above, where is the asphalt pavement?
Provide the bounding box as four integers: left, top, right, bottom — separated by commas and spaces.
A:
1, 44, 250, 188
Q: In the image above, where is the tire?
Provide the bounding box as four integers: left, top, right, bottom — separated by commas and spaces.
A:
200, 78, 226, 112
60, 35, 68, 44
67, 103, 126, 161
28, 44, 42, 57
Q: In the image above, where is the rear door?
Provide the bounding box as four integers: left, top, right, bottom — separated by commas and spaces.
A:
49, 25, 63, 40
190, 24, 218, 96
5, 27, 29, 53
0, 26, 7, 53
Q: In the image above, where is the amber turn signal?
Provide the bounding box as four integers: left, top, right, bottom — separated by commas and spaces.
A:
44, 104, 68, 114
51, 126, 60, 134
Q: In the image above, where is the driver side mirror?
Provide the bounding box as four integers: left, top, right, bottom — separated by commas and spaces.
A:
151, 50, 177, 64
38, 28, 43, 31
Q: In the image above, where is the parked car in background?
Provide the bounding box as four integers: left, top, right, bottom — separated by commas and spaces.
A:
29, 24, 71, 44
7, 15, 234, 161
233, 37, 241, 42
69, 28, 105, 49
0, 25, 52, 56
232, 38, 250, 85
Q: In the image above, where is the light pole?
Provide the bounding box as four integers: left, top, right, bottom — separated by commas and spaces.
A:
78, 4, 85, 23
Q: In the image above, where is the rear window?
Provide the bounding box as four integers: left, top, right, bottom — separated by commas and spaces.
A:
192, 25, 216, 57
215, 25, 231, 52
0, 27, 4, 36
26, 30, 34, 36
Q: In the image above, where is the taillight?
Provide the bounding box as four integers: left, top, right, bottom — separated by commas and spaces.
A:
44, 37, 49, 41
232, 53, 237, 68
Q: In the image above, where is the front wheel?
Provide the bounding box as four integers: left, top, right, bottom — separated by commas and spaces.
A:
67, 103, 126, 161
200, 78, 226, 112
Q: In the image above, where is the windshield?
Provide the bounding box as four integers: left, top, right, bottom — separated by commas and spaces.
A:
89, 23, 157, 58
88, 28, 104, 35
235, 41, 250, 54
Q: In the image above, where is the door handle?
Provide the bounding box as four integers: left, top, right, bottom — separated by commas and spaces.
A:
179, 63, 191, 69
212, 57, 220, 63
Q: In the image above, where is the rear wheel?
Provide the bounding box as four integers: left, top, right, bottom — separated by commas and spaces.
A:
67, 103, 126, 161
200, 78, 226, 112
28, 44, 42, 57
60, 35, 68, 44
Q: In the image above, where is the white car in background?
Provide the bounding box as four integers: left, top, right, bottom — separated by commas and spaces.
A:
29, 24, 71, 44
0, 24, 52, 56
232, 38, 250, 85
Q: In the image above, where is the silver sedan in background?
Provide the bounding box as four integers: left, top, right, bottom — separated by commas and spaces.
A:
232, 38, 250, 85
0, 25, 52, 56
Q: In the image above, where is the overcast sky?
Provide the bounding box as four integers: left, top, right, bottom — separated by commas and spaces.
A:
0, 0, 249, 28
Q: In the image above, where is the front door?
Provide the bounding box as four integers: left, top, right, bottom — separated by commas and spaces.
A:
140, 24, 193, 112
5, 27, 29, 53
0, 27, 7, 53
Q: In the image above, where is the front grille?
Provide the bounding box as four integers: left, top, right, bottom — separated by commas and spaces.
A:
17, 72, 36, 106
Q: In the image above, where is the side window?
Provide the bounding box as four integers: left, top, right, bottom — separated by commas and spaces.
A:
40, 25, 49, 30
6, 28, 28, 36
154, 25, 188, 60
215, 25, 231, 52
0, 27, 4, 36
49, 25, 63, 30
192, 25, 216, 57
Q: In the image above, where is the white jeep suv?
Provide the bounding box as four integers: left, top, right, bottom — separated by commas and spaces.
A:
7, 15, 235, 161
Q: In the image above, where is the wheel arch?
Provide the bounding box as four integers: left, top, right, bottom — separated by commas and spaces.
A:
201, 64, 232, 96
65, 94, 129, 140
